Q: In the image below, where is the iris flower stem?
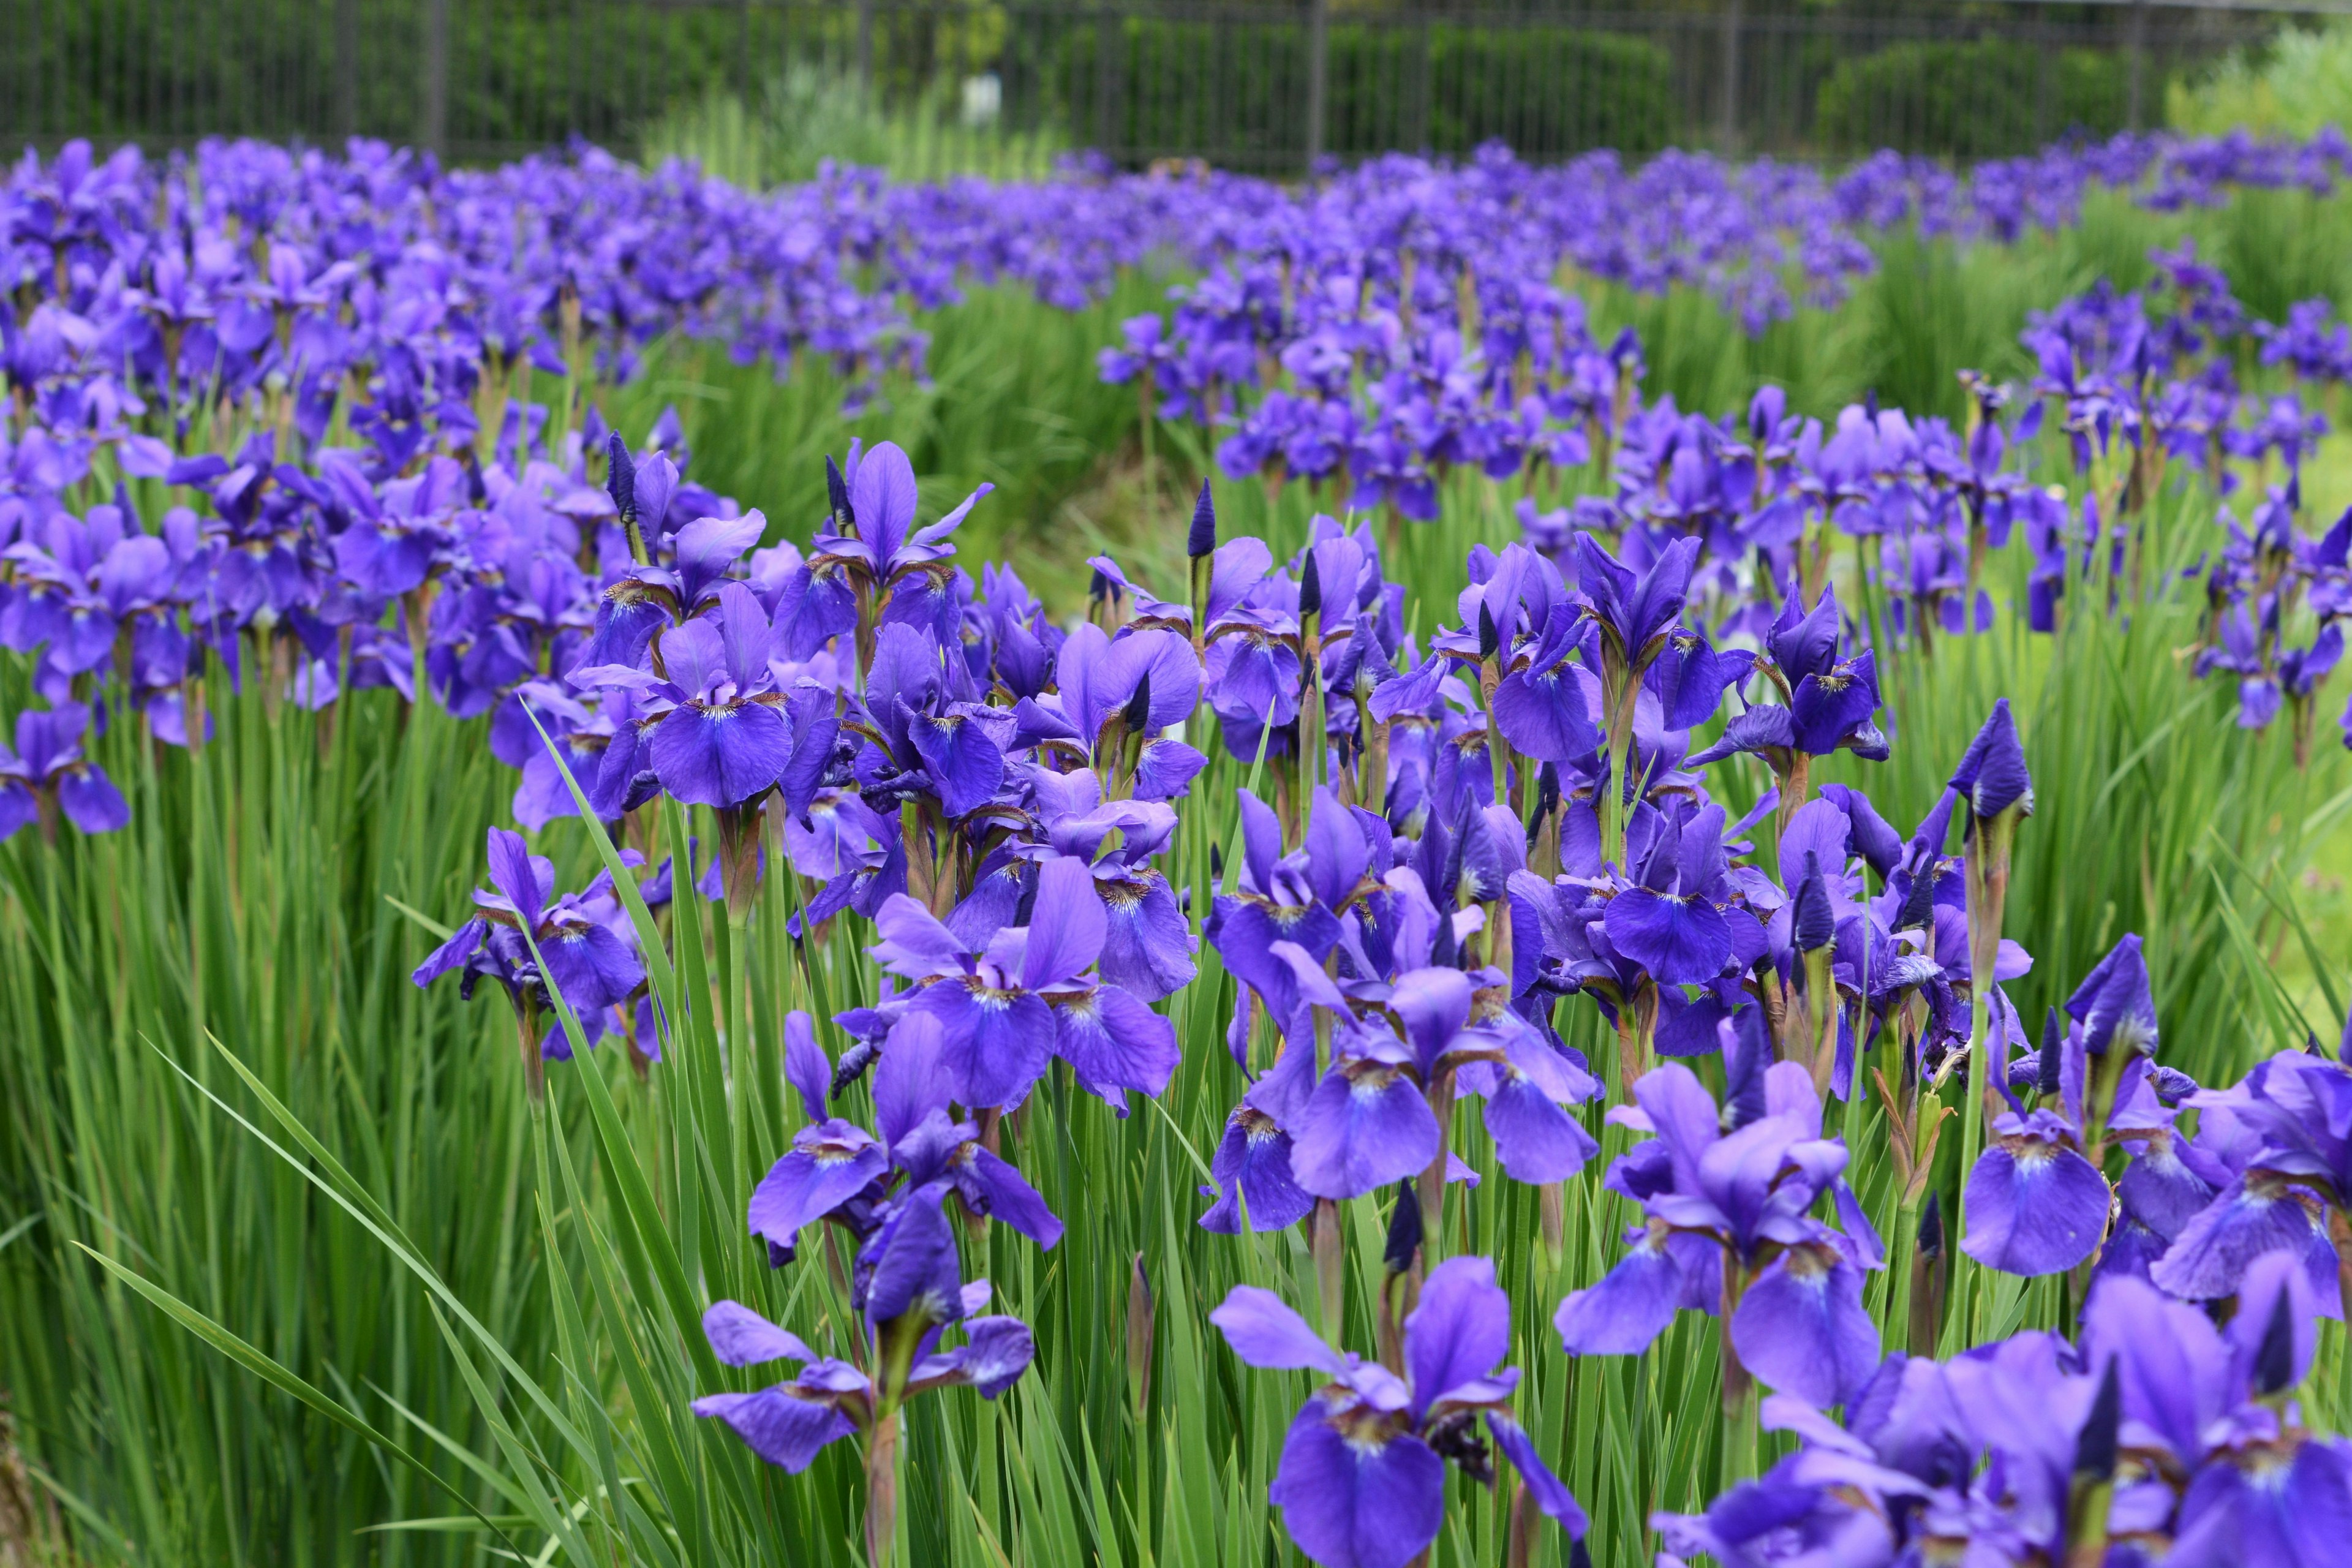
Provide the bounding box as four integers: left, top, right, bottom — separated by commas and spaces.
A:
1311, 1198, 1345, 1346
2329, 1208, 2352, 1323
863, 1409, 903, 1568
1417, 1068, 1456, 1267
1602, 673, 1639, 869
1882, 1197, 1920, 1350
1719, 1257, 1757, 1464
1956, 808, 2019, 1277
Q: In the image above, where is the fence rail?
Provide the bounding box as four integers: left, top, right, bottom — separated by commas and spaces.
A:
1, 0, 2343, 172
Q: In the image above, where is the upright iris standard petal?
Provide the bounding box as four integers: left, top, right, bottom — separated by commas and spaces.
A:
1403, 1256, 1512, 1418
864, 1185, 964, 1330
1023, 854, 1109, 991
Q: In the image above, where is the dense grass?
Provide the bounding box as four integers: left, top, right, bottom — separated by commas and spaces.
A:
7, 178, 2352, 1567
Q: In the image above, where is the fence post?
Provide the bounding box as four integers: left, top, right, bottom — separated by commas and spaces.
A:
1412, 16, 1431, 154
336, 0, 358, 140
1305, 0, 1329, 174
1096, 9, 1114, 159
2126, 0, 2149, 130
420, 0, 447, 158
858, 0, 876, 100
1718, 0, 1742, 152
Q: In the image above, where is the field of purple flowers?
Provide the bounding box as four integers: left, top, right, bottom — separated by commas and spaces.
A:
3, 126, 2352, 1567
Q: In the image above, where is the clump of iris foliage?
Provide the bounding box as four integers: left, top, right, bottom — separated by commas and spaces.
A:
6, 131, 2352, 1568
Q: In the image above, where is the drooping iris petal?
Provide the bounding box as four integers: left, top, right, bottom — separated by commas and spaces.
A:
1730, 1245, 1880, 1408
538, 921, 644, 1014
937, 1314, 1036, 1398
1133, 737, 1207, 800
957, 1145, 1064, 1250
690, 1387, 857, 1472
908, 977, 1057, 1111
1052, 984, 1179, 1110
1199, 1110, 1314, 1234
747, 1121, 888, 1259
650, 700, 793, 809
1487, 1414, 1588, 1536
1553, 1230, 1685, 1355
1098, 873, 1196, 1001
1482, 1071, 1599, 1183
1288, 1061, 1441, 1200
2151, 1173, 2332, 1303
1493, 658, 1600, 764
412, 917, 486, 987
55, 764, 130, 833
907, 707, 1005, 817
1268, 1400, 1446, 1568
1960, 1128, 2112, 1276
2116, 1132, 2214, 1241
1602, 888, 1732, 986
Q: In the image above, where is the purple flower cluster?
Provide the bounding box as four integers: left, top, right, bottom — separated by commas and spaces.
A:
1658, 1253, 2350, 1565
1103, 130, 2352, 525
1212, 1257, 1585, 1568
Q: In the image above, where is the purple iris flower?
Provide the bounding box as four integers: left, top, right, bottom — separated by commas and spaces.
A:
745, 1012, 1060, 1266
692, 1186, 1034, 1472
2152, 1048, 2352, 1312
410, 827, 646, 1077
1018, 769, 1197, 1002
869, 853, 1177, 1113
1204, 787, 1348, 1044
1688, 584, 1888, 773
1046, 622, 1207, 800
772, 441, 990, 662
575, 581, 797, 810
1663, 1245, 2352, 1567
1555, 1058, 1882, 1409
0, 702, 129, 840
2084, 1257, 2352, 1564
1210, 1259, 1585, 1568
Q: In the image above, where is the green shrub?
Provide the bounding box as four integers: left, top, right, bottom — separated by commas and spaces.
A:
1047, 16, 1675, 172
1815, 37, 2131, 159
2169, 18, 2352, 139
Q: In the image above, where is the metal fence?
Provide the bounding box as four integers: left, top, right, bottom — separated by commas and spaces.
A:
1, 0, 2343, 172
